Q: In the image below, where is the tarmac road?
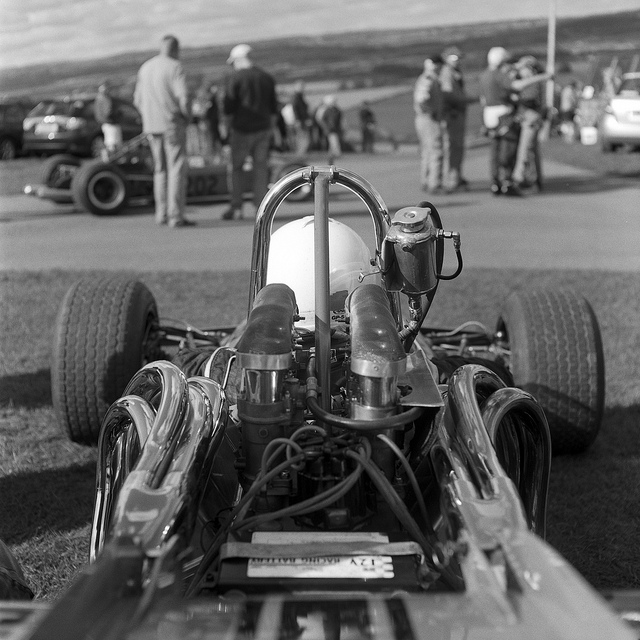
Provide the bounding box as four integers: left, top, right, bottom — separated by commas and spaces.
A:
0, 144, 638, 272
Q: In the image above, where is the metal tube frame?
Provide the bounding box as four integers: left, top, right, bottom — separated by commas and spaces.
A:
248, 166, 403, 407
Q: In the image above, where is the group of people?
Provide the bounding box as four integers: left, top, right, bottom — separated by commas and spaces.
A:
413, 46, 474, 195
414, 44, 553, 197
478, 48, 553, 196
108, 34, 560, 228
131, 35, 279, 226
277, 90, 375, 158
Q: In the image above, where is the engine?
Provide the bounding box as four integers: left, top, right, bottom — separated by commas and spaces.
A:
234, 281, 410, 531
230, 206, 446, 533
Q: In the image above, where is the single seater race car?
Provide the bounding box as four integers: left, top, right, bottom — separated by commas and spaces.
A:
4, 166, 636, 639
22, 133, 313, 215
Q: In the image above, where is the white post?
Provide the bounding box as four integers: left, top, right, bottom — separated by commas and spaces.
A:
541, 0, 557, 139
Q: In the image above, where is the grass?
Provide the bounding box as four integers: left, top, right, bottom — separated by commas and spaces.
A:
1, 268, 639, 601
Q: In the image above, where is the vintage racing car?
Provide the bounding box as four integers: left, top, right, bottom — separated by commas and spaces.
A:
3, 166, 635, 639
22, 133, 313, 215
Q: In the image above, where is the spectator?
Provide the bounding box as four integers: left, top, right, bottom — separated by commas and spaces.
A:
559, 81, 579, 142
291, 81, 311, 154
205, 85, 222, 149
320, 95, 343, 162
478, 46, 552, 196
311, 100, 329, 151
280, 97, 297, 151
190, 82, 221, 155
222, 43, 278, 220
94, 80, 123, 157
359, 100, 376, 153
512, 56, 546, 191
440, 46, 473, 192
414, 54, 444, 194
134, 35, 194, 227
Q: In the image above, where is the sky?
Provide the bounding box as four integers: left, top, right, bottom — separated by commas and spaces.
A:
1, 0, 638, 71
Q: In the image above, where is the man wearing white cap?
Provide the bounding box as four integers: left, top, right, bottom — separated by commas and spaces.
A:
478, 47, 552, 196
222, 44, 278, 220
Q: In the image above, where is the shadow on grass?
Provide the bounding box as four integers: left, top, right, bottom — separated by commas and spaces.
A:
0, 462, 96, 544
546, 404, 640, 589
0, 369, 51, 408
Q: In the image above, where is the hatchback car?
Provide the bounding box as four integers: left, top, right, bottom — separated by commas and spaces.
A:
600, 72, 640, 152
22, 96, 142, 157
0, 99, 35, 160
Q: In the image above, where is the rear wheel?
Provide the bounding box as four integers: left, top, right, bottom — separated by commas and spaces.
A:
71, 160, 130, 215
496, 288, 605, 455
51, 277, 160, 445
41, 154, 81, 189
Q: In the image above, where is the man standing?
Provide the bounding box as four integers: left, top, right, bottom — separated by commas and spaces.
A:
359, 100, 376, 153
94, 80, 122, 157
512, 56, 546, 190
291, 81, 311, 154
134, 34, 193, 228
222, 44, 278, 220
440, 46, 472, 192
414, 55, 444, 194
478, 47, 552, 196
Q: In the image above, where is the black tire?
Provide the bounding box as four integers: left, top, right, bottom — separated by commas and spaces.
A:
496, 288, 605, 455
41, 154, 81, 189
0, 137, 17, 160
71, 160, 130, 215
51, 277, 160, 445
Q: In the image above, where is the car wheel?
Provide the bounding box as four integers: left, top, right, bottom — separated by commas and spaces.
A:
51, 277, 160, 445
274, 163, 314, 202
71, 160, 130, 215
0, 137, 17, 160
496, 288, 605, 455
40, 154, 81, 189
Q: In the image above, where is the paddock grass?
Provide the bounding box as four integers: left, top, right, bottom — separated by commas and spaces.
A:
1, 268, 639, 600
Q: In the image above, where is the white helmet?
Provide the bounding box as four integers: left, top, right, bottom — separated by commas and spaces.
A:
266, 216, 380, 328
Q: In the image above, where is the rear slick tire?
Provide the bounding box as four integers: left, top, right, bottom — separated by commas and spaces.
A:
497, 288, 605, 455
51, 277, 159, 445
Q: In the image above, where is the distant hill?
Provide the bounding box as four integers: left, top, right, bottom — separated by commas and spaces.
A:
1, 10, 638, 100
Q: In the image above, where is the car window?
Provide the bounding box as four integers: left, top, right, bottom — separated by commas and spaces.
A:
28, 100, 91, 118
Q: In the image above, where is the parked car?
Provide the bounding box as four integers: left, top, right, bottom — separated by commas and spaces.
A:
0, 98, 35, 160
600, 72, 640, 152
22, 95, 142, 157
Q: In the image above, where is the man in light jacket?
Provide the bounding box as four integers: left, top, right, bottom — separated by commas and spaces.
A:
414, 54, 445, 194
134, 35, 193, 227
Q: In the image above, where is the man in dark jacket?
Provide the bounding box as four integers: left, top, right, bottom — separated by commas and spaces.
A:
222, 44, 278, 220
440, 46, 473, 192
